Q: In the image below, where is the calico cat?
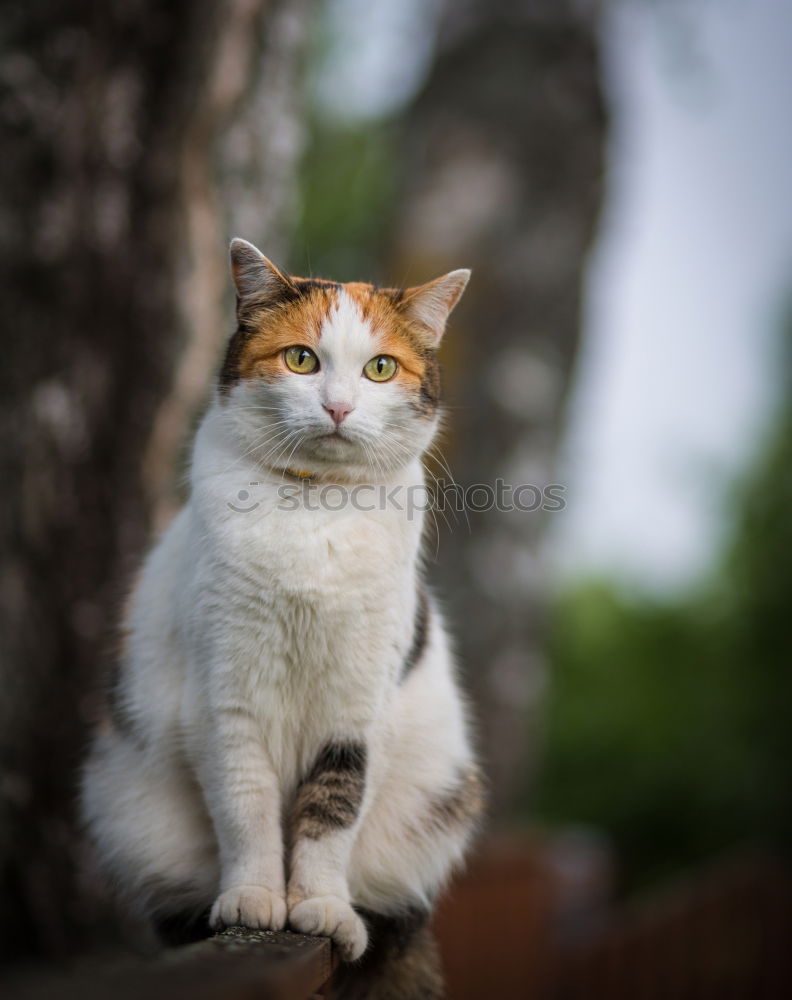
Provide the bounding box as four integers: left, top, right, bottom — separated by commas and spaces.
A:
81, 239, 483, 997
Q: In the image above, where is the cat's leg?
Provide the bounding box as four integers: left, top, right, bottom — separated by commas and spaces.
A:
337, 653, 482, 993
347, 653, 483, 920
286, 739, 371, 960
331, 761, 480, 998
190, 702, 287, 932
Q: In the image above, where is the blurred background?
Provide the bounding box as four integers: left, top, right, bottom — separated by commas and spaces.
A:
1, 0, 790, 995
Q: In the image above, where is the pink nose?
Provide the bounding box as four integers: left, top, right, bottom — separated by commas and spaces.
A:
324, 402, 354, 426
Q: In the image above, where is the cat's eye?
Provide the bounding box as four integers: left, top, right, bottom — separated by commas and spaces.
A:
284, 345, 319, 374
363, 355, 398, 382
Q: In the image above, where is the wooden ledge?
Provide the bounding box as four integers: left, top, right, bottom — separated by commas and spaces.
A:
8, 927, 337, 1000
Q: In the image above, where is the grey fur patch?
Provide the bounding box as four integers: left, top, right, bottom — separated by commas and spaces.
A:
292, 741, 367, 840
416, 353, 442, 415
401, 588, 430, 682
427, 765, 485, 833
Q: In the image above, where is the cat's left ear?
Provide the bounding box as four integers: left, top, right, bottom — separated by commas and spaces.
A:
229, 237, 296, 304
399, 269, 471, 346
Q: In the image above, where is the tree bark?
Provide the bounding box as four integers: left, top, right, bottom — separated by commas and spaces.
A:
395, 0, 606, 815
0, 0, 311, 962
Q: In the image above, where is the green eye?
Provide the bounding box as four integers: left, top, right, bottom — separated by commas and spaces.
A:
284, 345, 319, 374
364, 355, 398, 382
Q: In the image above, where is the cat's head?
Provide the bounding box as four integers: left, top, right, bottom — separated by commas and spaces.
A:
218, 238, 470, 481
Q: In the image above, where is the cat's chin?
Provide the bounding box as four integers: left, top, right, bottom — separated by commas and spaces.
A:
307, 431, 357, 455
292, 434, 415, 482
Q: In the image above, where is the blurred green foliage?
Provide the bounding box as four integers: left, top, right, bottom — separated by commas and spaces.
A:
536, 326, 792, 893
289, 117, 398, 282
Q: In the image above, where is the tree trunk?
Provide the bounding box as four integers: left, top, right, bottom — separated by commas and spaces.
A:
394, 0, 606, 815
0, 0, 311, 963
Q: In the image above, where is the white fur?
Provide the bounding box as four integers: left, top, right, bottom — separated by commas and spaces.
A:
81, 282, 478, 960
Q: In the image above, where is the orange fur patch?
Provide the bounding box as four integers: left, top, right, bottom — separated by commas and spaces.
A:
235, 286, 334, 381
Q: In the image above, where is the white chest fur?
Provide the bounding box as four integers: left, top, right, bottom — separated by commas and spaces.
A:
176, 407, 425, 782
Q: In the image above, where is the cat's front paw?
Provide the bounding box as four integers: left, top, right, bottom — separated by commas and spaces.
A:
289, 895, 368, 961
210, 884, 287, 931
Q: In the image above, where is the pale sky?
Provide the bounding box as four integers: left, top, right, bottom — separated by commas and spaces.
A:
555, 0, 792, 590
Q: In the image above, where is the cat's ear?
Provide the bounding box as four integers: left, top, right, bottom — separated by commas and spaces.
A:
229, 238, 296, 304
399, 269, 471, 345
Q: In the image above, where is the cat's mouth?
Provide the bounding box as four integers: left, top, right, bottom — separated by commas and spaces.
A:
318, 429, 351, 442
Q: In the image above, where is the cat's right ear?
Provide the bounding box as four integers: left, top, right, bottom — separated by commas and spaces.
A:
229, 238, 296, 305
